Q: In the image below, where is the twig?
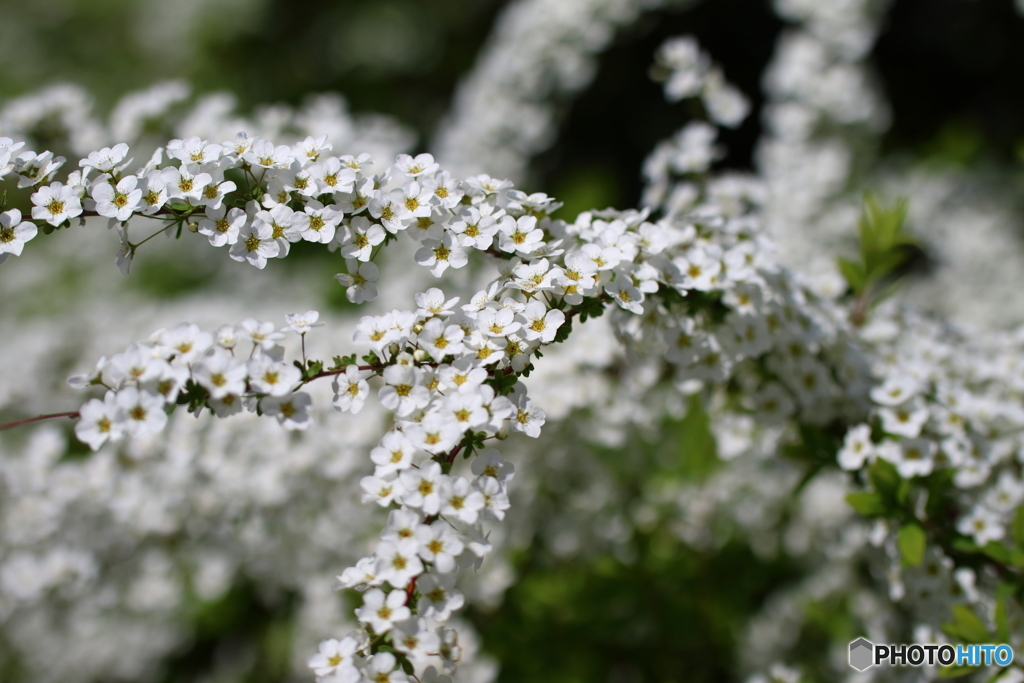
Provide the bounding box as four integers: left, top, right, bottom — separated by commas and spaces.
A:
0, 411, 80, 431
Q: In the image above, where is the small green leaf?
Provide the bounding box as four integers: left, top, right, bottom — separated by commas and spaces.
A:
942, 604, 991, 644
981, 541, 1012, 565
845, 492, 888, 517
1011, 506, 1024, 548
952, 537, 980, 554
995, 595, 1010, 643
937, 665, 979, 679
898, 523, 926, 566
868, 459, 902, 506
837, 256, 867, 294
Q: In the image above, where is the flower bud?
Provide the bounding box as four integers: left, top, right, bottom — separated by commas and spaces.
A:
187, 221, 200, 233
412, 323, 424, 334
495, 427, 510, 441
388, 342, 401, 356
413, 349, 429, 363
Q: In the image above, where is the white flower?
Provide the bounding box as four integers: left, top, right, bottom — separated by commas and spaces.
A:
247, 356, 301, 396
985, 472, 1024, 513
332, 365, 371, 414
379, 365, 430, 416
519, 301, 565, 342
116, 387, 168, 438
92, 175, 143, 222
239, 318, 286, 351
371, 431, 418, 478
229, 220, 281, 268
74, 392, 125, 451
261, 391, 313, 430
166, 136, 222, 166
497, 214, 544, 254
512, 395, 545, 438
878, 398, 929, 438
336, 556, 383, 591
293, 134, 332, 164
340, 216, 385, 262
375, 538, 424, 587
957, 507, 1005, 546
161, 164, 212, 202
335, 260, 380, 304
139, 172, 168, 215
294, 200, 343, 244
284, 310, 325, 334
198, 205, 247, 247
110, 342, 166, 384
80, 143, 130, 173
871, 376, 920, 406
355, 313, 398, 353
193, 348, 247, 399
417, 318, 465, 362
439, 359, 488, 393
476, 476, 510, 520
361, 474, 403, 507
361, 653, 408, 683
449, 206, 499, 250
0, 209, 37, 257
416, 233, 468, 277
442, 392, 489, 431
15, 150, 64, 188
404, 414, 462, 455
605, 279, 645, 315
471, 448, 515, 483
415, 288, 460, 317
392, 618, 441, 660
356, 589, 411, 633
837, 424, 874, 470
416, 572, 464, 621
254, 204, 301, 256
242, 139, 294, 169
31, 182, 83, 226
309, 156, 356, 193
395, 153, 439, 178
414, 521, 465, 573
308, 636, 360, 680
440, 477, 485, 525
156, 323, 213, 365
398, 461, 445, 514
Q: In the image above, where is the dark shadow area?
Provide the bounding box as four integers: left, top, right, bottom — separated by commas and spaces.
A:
532, 0, 784, 212
874, 0, 1024, 163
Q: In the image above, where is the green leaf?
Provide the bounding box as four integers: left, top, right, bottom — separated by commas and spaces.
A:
845, 492, 888, 517
837, 256, 867, 294
868, 459, 904, 506
981, 541, 1012, 565
1011, 506, 1024, 549
552, 318, 573, 344
942, 604, 991, 644
937, 665, 979, 679
898, 524, 926, 566
952, 537, 981, 554
995, 595, 1011, 643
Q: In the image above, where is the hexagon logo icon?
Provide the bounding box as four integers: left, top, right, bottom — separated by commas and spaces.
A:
849, 638, 874, 671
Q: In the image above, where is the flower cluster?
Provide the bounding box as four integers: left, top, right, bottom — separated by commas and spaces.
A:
5, 0, 1024, 681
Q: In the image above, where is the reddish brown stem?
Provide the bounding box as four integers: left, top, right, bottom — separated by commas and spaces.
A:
0, 411, 80, 431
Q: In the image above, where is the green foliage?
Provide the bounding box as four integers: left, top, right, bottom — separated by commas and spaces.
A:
942, 604, 990, 644
898, 523, 926, 566
473, 538, 798, 683
837, 193, 918, 325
